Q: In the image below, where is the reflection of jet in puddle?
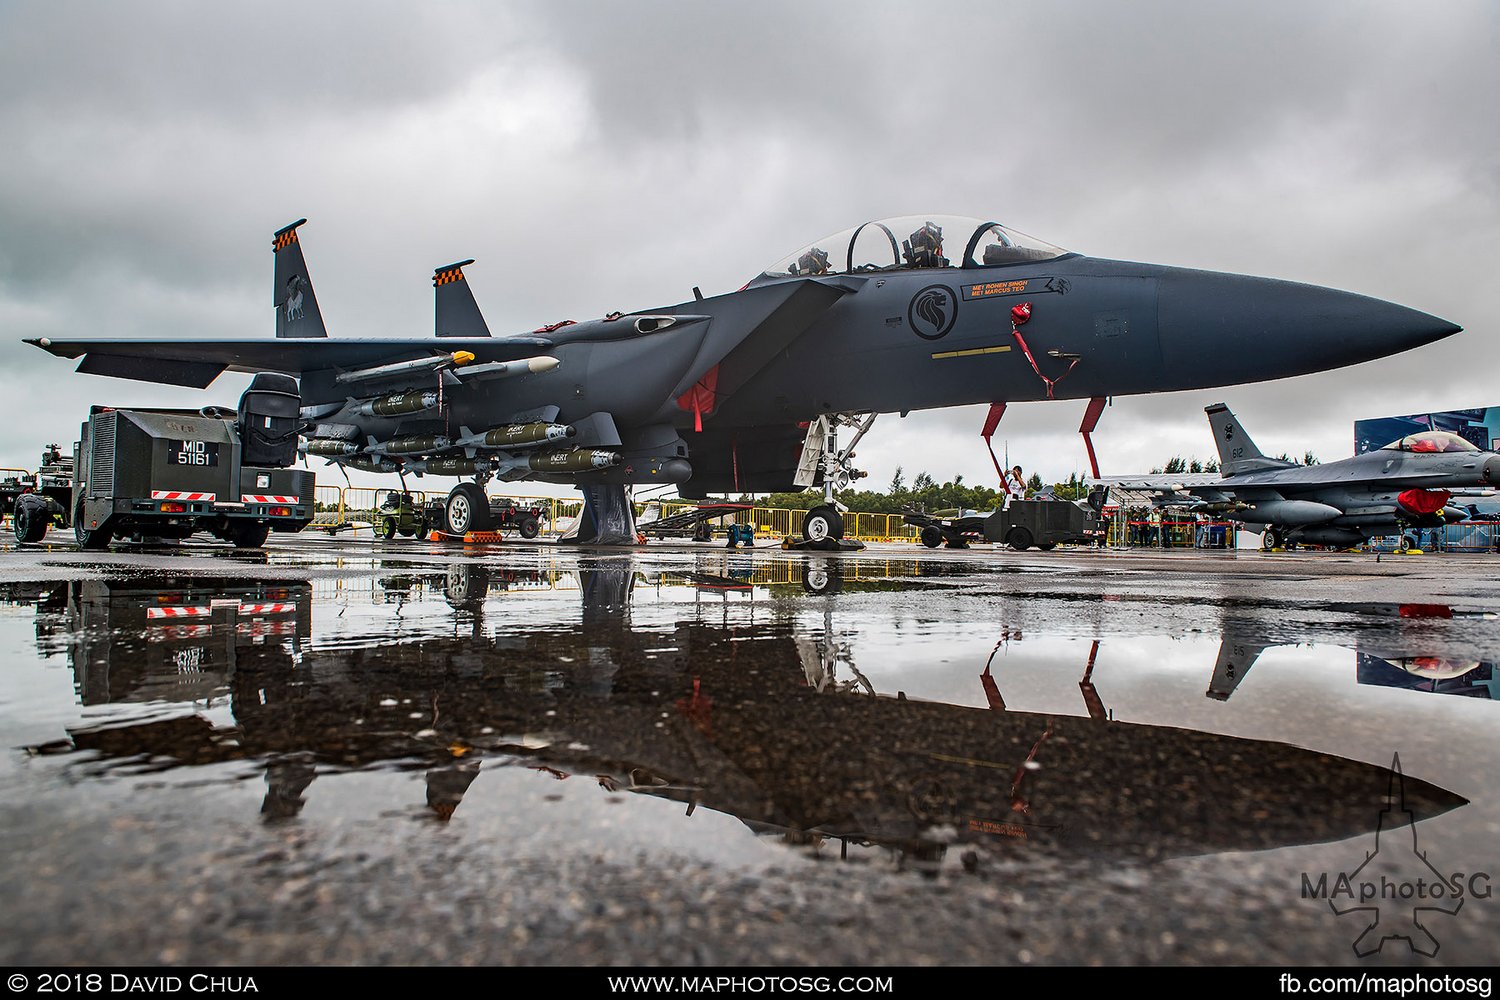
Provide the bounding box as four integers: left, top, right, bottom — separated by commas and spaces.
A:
22, 572, 1467, 869
1208, 604, 1498, 703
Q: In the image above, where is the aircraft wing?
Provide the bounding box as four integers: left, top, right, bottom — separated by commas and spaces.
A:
1091, 474, 1235, 507
24, 336, 556, 388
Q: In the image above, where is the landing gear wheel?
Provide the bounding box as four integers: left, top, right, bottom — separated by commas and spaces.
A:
376, 516, 397, 539
919, 525, 943, 548
226, 522, 270, 548
518, 515, 540, 540
801, 563, 842, 596
803, 505, 845, 544
445, 483, 493, 535
74, 504, 113, 551
1006, 526, 1033, 551
445, 564, 490, 609
1263, 527, 1283, 550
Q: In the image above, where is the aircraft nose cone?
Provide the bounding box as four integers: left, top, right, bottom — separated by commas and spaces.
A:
1157, 270, 1461, 386
1484, 454, 1500, 484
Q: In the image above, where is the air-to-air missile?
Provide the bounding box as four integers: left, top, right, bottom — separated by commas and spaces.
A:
332, 351, 475, 386
367, 434, 452, 456
454, 356, 562, 382
300, 437, 359, 457
456, 422, 576, 450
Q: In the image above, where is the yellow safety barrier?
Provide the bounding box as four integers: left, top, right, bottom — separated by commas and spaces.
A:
292, 484, 1279, 547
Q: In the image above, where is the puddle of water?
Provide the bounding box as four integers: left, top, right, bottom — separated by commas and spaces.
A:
2, 547, 1498, 961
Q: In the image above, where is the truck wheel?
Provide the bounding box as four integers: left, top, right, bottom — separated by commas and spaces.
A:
445, 483, 493, 535
919, 525, 943, 548
14, 505, 47, 544
74, 505, 113, 551
518, 515, 540, 540
1006, 526, 1033, 551
227, 522, 270, 548
803, 505, 845, 543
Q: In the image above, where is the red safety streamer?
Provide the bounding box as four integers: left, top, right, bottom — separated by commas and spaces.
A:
1009, 302, 1078, 399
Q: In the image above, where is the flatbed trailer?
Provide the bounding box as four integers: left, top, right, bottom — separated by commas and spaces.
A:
906, 492, 1109, 551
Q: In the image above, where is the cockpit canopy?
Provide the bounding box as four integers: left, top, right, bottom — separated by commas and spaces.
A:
1381, 430, 1481, 454
759, 215, 1069, 280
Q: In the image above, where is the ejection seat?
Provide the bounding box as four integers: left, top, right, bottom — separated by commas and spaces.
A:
237, 372, 301, 468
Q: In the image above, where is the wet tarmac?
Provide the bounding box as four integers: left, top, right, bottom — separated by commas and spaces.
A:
1, 534, 1497, 967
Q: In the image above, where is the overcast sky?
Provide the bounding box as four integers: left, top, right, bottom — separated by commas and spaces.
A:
1, 2, 1496, 498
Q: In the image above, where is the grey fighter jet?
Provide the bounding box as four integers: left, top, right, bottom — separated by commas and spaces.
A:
27, 215, 1462, 544
1106, 403, 1500, 550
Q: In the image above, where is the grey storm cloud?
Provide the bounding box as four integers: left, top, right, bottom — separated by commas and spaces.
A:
0, 1, 1495, 491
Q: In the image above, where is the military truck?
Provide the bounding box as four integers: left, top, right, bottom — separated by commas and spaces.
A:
906, 489, 1109, 551
59, 374, 314, 549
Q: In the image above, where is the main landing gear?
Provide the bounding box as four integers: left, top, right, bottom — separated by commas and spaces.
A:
444, 482, 493, 535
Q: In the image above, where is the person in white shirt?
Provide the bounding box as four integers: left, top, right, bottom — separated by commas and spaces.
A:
1003, 465, 1027, 509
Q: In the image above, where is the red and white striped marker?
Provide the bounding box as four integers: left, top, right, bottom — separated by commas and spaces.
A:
146, 606, 212, 619
151, 491, 216, 502
241, 495, 301, 504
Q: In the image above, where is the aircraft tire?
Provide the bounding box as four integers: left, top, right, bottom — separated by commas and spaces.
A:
801, 563, 842, 596
919, 525, 943, 548
445, 483, 493, 535
1006, 526, 1033, 551
1263, 527, 1282, 550
803, 505, 845, 543
445, 564, 490, 609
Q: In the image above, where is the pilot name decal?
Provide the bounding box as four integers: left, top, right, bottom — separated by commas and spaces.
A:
168, 440, 220, 467
962, 276, 1070, 301
907, 285, 958, 340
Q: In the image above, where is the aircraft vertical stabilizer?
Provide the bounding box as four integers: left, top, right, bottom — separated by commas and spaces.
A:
434, 260, 491, 338
1206, 403, 1293, 475
272, 220, 328, 339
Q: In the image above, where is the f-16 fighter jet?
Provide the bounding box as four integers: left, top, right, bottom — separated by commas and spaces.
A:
1104, 403, 1499, 550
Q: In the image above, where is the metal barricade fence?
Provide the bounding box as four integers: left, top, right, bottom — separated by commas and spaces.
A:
265, 487, 1285, 550
1110, 519, 1235, 550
